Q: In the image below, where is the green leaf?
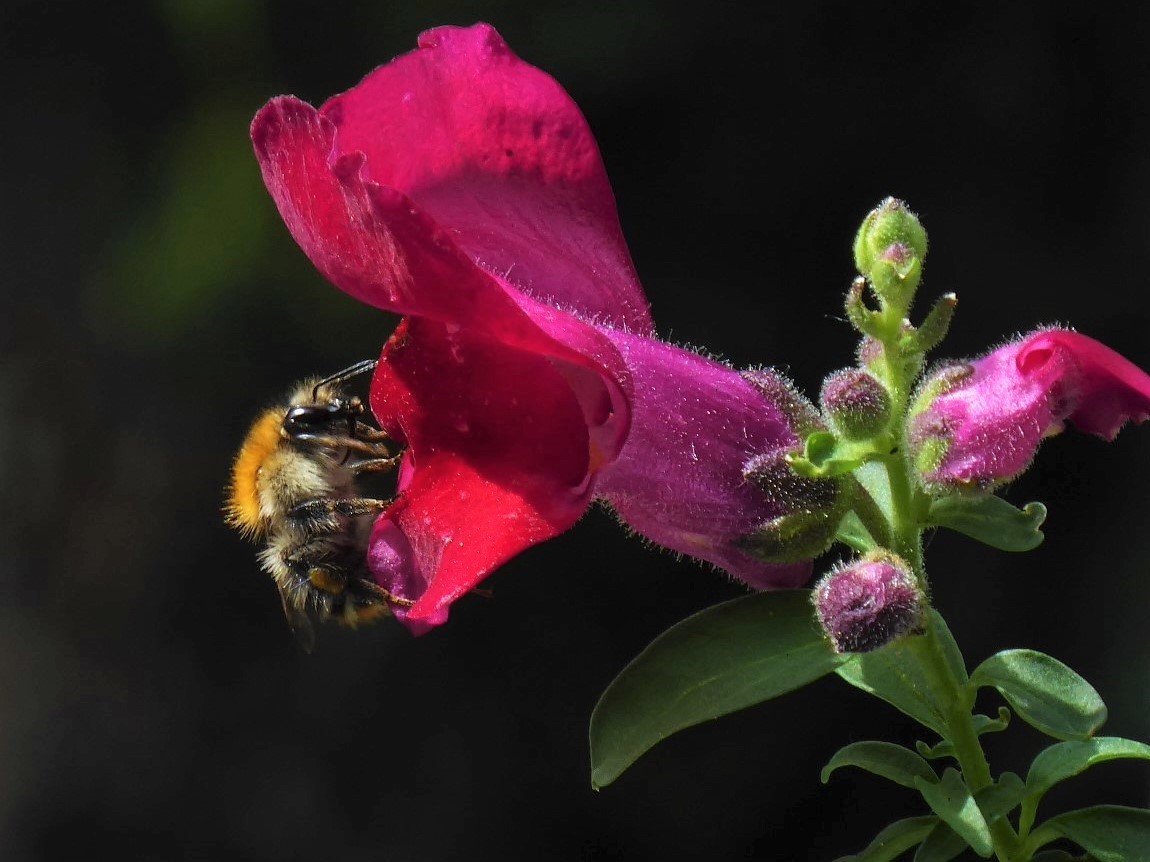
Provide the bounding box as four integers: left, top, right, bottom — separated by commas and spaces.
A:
926, 495, 1047, 552
834, 815, 938, 862
589, 590, 844, 788
970, 650, 1107, 741
1044, 805, 1150, 862
835, 510, 878, 553
836, 612, 966, 737
977, 706, 1013, 735
933, 611, 969, 686
914, 768, 994, 857
790, 432, 870, 479
1020, 737, 1150, 834
913, 822, 966, 862
855, 461, 895, 526
976, 771, 1025, 823
821, 741, 938, 789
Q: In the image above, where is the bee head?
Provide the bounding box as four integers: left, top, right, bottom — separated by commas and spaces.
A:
282, 393, 364, 440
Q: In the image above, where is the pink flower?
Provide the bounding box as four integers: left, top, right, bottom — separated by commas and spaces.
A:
908, 328, 1150, 491
251, 24, 817, 632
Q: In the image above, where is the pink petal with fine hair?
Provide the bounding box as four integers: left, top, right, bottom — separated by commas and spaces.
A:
1021, 330, 1150, 439
596, 330, 812, 590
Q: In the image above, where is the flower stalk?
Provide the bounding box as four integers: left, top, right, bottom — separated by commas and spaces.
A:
245, 26, 1150, 857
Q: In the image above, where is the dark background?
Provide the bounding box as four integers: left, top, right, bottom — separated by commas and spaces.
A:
4, 2, 1149, 860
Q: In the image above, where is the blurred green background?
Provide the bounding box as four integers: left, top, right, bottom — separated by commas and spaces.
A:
4, 1, 1149, 859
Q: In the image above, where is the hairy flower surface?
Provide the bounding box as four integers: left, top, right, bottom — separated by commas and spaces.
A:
908, 328, 1150, 490
813, 554, 923, 654
252, 23, 811, 631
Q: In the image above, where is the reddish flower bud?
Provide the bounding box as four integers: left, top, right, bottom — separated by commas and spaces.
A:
820, 368, 891, 439
813, 554, 924, 654
908, 329, 1150, 491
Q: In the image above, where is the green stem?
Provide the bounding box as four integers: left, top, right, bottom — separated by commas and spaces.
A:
874, 323, 1025, 861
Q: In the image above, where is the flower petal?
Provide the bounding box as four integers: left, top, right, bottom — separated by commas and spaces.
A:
595, 331, 813, 590
312, 22, 651, 331
1021, 330, 1150, 439
251, 95, 631, 450
367, 317, 596, 631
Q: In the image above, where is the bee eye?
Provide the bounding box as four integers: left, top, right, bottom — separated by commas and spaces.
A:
284, 404, 339, 435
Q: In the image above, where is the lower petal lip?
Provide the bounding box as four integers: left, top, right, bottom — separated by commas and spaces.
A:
368, 517, 424, 608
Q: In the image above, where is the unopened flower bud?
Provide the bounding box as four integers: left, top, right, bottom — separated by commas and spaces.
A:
853, 197, 928, 274
813, 553, 924, 654
820, 369, 891, 439
852, 198, 928, 310
739, 450, 849, 563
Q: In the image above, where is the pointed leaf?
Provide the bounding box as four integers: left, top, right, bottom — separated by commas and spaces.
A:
834, 815, 938, 862
836, 612, 965, 737
927, 495, 1046, 552
971, 650, 1106, 741
1026, 736, 1150, 800
1020, 737, 1150, 834
590, 590, 844, 788
822, 741, 938, 789
1044, 805, 1150, 862
914, 768, 994, 857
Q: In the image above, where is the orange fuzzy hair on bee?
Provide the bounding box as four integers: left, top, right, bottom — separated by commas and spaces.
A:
225, 409, 283, 538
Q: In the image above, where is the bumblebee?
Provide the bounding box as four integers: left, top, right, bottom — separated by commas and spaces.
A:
225, 360, 412, 649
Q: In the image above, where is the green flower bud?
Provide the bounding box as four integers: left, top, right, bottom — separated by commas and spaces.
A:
852, 197, 928, 310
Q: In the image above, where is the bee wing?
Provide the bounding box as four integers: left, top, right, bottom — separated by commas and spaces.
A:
278, 587, 317, 653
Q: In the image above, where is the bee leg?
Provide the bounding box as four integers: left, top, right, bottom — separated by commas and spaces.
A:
288, 497, 389, 526
359, 579, 416, 608
352, 456, 402, 476
352, 424, 391, 443
293, 433, 392, 458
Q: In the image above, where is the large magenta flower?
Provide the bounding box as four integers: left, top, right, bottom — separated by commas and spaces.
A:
908, 328, 1150, 491
252, 23, 814, 632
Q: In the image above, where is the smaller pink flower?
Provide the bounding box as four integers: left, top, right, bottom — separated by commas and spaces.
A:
908, 328, 1150, 490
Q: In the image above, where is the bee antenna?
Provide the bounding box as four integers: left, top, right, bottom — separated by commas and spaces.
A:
312, 359, 379, 401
